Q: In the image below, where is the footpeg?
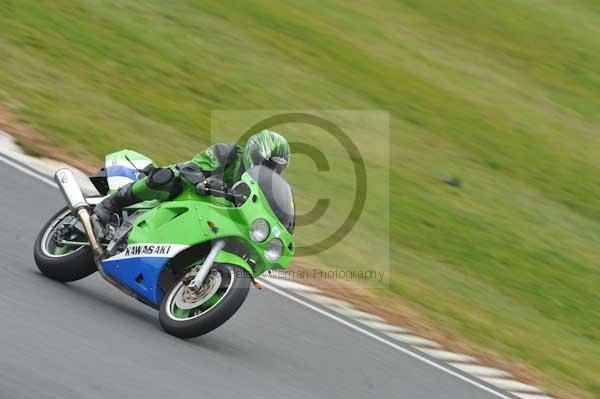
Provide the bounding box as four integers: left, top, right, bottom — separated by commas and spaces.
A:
106, 220, 133, 256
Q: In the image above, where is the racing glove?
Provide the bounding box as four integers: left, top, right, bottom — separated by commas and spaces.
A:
196, 176, 228, 196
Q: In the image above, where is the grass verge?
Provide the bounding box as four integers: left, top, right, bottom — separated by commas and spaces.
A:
0, 1, 598, 397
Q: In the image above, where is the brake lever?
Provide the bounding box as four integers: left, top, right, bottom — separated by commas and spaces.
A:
213, 190, 247, 205
208, 188, 228, 197
196, 183, 245, 205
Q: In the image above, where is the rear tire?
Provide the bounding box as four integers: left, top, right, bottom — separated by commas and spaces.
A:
159, 264, 251, 339
34, 207, 97, 282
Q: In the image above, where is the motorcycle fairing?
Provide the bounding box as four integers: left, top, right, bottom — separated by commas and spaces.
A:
95, 156, 294, 306
105, 150, 155, 192
101, 243, 189, 304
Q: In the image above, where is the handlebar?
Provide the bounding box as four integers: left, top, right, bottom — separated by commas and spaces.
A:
196, 185, 247, 205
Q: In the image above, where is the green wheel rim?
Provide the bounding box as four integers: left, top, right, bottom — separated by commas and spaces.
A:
53, 244, 78, 256
166, 266, 234, 321
171, 293, 223, 319
173, 307, 191, 319
41, 209, 88, 258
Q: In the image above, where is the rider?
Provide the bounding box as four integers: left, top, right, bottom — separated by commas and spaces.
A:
93, 129, 291, 227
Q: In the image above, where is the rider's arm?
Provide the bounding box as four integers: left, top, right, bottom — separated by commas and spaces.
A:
127, 144, 235, 202
177, 143, 240, 186
190, 143, 239, 174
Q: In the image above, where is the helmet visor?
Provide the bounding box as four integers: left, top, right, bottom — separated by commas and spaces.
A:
264, 156, 288, 174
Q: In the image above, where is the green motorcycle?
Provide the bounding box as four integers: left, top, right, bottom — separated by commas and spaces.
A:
34, 150, 295, 338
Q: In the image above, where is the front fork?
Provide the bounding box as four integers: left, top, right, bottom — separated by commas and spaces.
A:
185, 240, 264, 291
187, 239, 226, 291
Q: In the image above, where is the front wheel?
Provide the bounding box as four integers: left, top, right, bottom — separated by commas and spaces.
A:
159, 264, 251, 339
34, 207, 97, 282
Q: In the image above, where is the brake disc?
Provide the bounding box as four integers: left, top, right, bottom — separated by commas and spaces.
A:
174, 270, 223, 310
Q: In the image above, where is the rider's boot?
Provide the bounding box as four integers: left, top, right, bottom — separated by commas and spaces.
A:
93, 183, 140, 229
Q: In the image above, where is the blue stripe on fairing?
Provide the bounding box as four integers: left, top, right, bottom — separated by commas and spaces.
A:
106, 165, 139, 181
102, 256, 170, 304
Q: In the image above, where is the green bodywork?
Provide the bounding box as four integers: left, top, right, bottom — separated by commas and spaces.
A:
109, 153, 295, 278
105, 149, 156, 166
109, 146, 245, 201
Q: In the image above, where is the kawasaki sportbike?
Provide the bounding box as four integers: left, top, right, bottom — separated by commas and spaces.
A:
34, 150, 295, 338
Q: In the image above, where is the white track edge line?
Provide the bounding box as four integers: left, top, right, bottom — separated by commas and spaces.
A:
0, 153, 56, 187
0, 153, 516, 399
258, 279, 515, 399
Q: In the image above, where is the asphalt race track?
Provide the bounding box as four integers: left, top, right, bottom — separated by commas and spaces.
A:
0, 159, 512, 399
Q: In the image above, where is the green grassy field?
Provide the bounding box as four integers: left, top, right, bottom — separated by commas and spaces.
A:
0, 1, 599, 397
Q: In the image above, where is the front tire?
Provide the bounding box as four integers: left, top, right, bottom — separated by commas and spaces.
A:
159, 264, 251, 339
34, 207, 97, 282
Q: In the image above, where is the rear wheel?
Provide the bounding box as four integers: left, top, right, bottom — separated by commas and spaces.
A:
34, 207, 97, 282
159, 264, 251, 338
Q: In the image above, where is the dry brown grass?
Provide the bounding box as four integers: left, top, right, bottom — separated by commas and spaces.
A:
0, 104, 95, 174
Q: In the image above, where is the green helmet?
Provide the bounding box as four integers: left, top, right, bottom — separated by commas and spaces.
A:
243, 129, 291, 174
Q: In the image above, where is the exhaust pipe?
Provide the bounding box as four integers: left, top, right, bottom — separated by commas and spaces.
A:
54, 169, 103, 258
54, 168, 88, 210
54, 168, 158, 308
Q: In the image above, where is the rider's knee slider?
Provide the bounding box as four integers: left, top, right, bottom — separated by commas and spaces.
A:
146, 168, 182, 199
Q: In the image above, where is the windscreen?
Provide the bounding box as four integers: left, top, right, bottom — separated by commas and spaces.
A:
247, 166, 295, 234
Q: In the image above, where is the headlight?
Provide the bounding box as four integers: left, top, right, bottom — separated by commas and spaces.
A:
250, 219, 270, 242
264, 239, 283, 262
